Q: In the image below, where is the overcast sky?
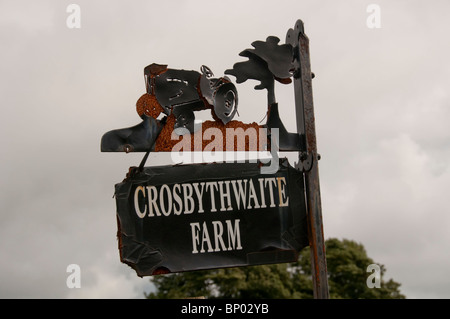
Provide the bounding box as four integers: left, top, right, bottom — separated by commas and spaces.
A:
1, 0, 449, 298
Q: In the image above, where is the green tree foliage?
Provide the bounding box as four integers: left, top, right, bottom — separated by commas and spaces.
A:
146, 238, 405, 299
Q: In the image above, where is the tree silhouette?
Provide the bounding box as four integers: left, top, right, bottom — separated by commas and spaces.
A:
225, 36, 294, 105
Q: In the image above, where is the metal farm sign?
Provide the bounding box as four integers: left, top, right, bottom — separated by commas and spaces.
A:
102, 20, 330, 298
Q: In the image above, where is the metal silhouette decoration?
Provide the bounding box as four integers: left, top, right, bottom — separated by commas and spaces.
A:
100, 33, 301, 154
146, 63, 238, 132
101, 19, 329, 299
101, 64, 239, 153
225, 35, 303, 152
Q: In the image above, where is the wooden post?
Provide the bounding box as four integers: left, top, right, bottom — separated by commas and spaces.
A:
287, 20, 330, 299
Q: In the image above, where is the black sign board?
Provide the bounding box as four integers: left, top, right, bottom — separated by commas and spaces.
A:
115, 159, 308, 276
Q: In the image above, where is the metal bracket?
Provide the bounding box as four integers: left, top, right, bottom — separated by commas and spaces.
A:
296, 152, 313, 172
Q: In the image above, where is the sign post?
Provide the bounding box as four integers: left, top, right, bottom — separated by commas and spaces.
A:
287, 20, 330, 299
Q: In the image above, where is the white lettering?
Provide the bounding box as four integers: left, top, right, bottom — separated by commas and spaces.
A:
366, 4, 381, 29
265, 178, 277, 207
203, 127, 223, 152
134, 186, 146, 218
206, 182, 219, 212
247, 179, 260, 209
182, 184, 194, 214
277, 177, 289, 207
181, 303, 216, 316
146, 186, 161, 217
260, 127, 279, 174
66, 264, 81, 288
226, 127, 257, 152
159, 184, 172, 216
212, 221, 227, 252
192, 182, 205, 213
66, 4, 81, 29
231, 179, 247, 210
218, 181, 233, 211
226, 219, 242, 251
173, 184, 183, 215
258, 178, 267, 208
367, 264, 381, 288
190, 222, 201, 254
200, 221, 213, 253
190, 219, 242, 253
133, 176, 291, 218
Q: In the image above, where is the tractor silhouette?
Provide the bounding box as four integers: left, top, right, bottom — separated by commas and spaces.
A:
145, 63, 238, 133
101, 63, 238, 152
